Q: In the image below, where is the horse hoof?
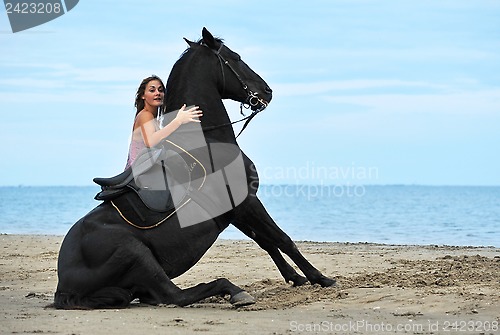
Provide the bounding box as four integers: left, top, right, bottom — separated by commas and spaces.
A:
230, 291, 255, 307
323, 278, 336, 287
311, 275, 336, 287
319, 276, 336, 287
290, 275, 308, 287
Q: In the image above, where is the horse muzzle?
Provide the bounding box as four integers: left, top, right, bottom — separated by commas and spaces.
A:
247, 91, 271, 112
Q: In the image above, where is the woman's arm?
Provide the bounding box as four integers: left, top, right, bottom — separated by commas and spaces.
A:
136, 104, 202, 148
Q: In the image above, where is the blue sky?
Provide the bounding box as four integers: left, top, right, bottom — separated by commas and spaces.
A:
1, 0, 499, 186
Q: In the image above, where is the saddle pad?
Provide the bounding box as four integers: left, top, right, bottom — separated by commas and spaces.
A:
110, 190, 185, 229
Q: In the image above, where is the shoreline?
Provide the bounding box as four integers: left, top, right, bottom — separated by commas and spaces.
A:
2, 233, 498, 249
1, 235, 499, 334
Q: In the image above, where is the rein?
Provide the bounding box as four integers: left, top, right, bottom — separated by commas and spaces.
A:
201, 108, 261, 138
200, 42, 268, 138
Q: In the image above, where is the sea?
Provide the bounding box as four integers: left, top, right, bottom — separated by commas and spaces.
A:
0, 185, 498, 247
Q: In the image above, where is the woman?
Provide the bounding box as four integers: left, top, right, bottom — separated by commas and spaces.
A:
125, 75, 202, 169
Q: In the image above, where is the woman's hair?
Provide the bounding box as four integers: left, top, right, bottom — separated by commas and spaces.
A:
134, 75, 166, 116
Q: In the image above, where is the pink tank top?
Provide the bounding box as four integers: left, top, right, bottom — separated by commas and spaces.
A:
124, 118, 160, 170
125, 139, 147, 170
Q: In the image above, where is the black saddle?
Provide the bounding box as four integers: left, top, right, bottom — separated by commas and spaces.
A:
94, 143, 193, 213
93, 169, 131, 188
94, 139, 247, 229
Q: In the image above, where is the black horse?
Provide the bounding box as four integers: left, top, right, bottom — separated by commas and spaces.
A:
54, 28, 335, 309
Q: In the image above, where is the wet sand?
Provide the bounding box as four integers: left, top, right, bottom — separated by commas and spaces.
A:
1, 234, 499, 334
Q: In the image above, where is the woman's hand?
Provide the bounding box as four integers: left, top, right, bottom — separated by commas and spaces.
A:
174, 104, 203, 125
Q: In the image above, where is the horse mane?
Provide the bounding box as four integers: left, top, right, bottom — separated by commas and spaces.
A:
177, 36, 225, 60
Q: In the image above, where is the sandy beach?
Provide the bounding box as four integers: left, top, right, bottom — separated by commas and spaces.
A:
1, 234, 498, 334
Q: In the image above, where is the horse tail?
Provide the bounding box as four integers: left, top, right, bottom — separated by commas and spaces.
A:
53, 287, 132, 309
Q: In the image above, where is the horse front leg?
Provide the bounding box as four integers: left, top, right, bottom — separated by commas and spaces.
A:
234, 196, 336, 287
232, 220, 308, 287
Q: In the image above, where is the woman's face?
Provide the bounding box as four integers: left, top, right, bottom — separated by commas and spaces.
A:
142, 80, 164, 111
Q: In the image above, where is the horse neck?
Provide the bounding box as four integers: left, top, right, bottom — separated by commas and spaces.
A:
165, 55, 237, 144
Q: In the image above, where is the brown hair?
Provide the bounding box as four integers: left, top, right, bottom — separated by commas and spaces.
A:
134, 75, 166, 116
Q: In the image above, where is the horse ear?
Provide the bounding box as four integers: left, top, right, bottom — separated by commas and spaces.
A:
202, 27, 217, 50
184, 37, 197, 48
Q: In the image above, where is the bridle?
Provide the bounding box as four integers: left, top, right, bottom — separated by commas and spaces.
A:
201, 42, 269, 137
211, 42, 269, 111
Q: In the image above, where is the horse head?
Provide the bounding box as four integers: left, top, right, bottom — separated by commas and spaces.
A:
183, 27, 272, 113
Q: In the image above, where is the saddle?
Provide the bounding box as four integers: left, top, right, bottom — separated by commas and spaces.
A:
94, 139, 247, 229
93, 140, 198, 227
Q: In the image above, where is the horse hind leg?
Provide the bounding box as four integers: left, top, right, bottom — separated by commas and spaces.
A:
164, 278, 255, 307
55, 232, 138, 309
57, 233, 253, 308
131, 251, 254, 306
129, 262, 254, 307
107, 243, 255, 307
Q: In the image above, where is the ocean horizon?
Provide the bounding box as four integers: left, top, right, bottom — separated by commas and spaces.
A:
1, 184, 498, 247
